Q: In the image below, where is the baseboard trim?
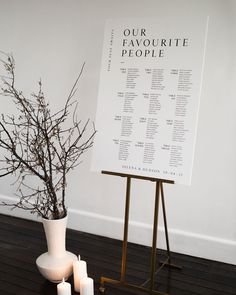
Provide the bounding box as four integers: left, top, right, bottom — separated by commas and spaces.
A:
1, 194, 236, 265
68, 207, 236, 265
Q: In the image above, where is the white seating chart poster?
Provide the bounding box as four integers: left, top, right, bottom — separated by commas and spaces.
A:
91, 18, 208, 185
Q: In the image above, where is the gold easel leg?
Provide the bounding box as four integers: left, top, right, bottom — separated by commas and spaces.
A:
161, 183, 170, 257
99, 177, 132, 294
160, 183, 182, 271
150, 181, 161, 291
121, 177, 131, 282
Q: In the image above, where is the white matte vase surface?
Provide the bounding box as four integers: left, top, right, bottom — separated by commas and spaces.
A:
43, 216, 67, 257
36, 215, 77, 283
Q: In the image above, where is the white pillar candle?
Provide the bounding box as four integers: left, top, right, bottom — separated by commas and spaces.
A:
73, 255, 88, 292
57, 278, 71, 295
80, 277, 94, 295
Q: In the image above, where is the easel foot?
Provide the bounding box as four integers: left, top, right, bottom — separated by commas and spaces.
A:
99, 276, 169, 295
159, 258, 182, 271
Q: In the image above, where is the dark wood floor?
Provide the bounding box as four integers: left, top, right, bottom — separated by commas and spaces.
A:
0, 214, 236, 295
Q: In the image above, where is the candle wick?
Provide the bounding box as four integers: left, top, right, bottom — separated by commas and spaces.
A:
78, 254, 81, 261
62, 278, 65, 283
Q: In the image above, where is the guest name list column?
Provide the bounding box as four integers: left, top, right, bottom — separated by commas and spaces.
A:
92, 18, 208, 185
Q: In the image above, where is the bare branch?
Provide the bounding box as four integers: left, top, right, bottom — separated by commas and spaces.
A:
0, 53, 96, 219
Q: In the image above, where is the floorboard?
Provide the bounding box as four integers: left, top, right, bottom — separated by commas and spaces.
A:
0, 214, 235, 295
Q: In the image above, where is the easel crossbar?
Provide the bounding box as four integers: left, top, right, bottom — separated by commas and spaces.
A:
102, 170, 174, 184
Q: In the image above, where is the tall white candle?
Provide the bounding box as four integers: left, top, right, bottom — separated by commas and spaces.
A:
73, 255, 88, 292
57, 278, 71, 295
80, 277, 94, 295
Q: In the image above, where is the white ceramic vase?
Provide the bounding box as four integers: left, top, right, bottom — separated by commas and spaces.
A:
36, 215, 77, 283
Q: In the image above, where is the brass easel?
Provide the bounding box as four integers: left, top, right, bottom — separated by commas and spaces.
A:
99, 171, 181, 295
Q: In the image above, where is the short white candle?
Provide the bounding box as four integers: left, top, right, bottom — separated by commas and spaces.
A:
73, 255, 88, 292
57, 278, 71, 295
80, 277, 94, 295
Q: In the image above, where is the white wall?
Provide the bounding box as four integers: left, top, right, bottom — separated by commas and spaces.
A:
0, 0, 236, 265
